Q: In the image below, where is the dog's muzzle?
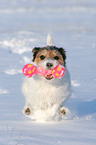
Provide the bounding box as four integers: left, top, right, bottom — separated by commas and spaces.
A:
45, 74, 53, 80
46, 62, 53, 69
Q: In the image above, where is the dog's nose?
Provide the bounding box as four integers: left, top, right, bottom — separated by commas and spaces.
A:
46, 63, 53, 68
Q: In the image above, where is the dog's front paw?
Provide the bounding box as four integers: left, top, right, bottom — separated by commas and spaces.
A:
24, 107, 31, 115
59, 107, 66, 116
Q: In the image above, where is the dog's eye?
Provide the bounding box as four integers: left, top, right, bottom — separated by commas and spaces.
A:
54, 56, 59, 60
40, 55, 45, 60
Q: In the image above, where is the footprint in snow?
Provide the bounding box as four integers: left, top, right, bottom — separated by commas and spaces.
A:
4, 69, 22, 75
71, 80, 80, 87
0, 88, 8, 94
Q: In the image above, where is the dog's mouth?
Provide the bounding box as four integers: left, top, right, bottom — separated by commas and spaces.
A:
45, 74, 53, 80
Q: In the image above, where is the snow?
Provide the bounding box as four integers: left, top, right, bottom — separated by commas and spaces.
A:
0, 88, 8, 94
0, 0, 96, 145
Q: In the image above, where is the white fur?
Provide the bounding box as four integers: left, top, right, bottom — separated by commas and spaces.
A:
22, 66, 71, 121
38, 58, 59, 70
47, 34, 53, 46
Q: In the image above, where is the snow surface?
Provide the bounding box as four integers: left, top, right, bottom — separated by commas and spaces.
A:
0, 0, 96, 144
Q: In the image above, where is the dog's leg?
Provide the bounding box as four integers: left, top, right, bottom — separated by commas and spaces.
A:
59, 107, 67, 116
24, 107, 31, 115
23, 103, 32, 115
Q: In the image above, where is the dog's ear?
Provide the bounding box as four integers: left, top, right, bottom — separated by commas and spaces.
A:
32, 47, 40, 53
32, 47, 40, 62
59, 48, 66, 65
59, 48, 66, 60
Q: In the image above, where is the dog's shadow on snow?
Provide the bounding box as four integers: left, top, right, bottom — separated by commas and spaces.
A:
65, 98, 96, 118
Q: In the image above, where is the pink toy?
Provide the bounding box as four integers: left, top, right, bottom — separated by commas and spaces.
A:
22, 64, 65, 79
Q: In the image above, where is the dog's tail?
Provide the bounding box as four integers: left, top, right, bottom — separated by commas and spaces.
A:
47, 34, 53, 46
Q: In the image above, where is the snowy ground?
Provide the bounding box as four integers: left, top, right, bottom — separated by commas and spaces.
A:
0, 0, 96, 144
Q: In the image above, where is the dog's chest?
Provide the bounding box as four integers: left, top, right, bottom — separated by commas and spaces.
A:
28, 78, 66, 109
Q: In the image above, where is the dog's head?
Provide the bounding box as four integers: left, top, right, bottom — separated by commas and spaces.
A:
32, 46, 66, 80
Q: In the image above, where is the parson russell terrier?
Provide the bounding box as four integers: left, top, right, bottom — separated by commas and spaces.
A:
22, 35, 71, 120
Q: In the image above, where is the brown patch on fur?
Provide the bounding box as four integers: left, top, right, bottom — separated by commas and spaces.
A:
35, 49, 64, 66
35, 49, 48, 64
49, 50, 64, 65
